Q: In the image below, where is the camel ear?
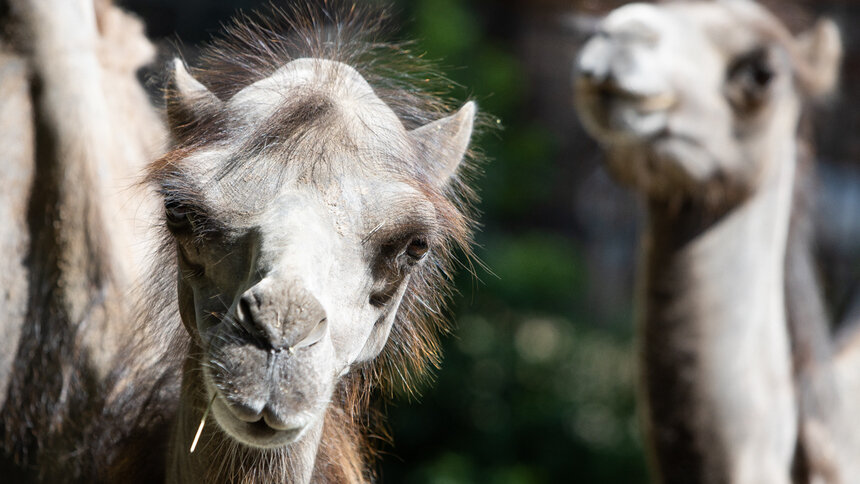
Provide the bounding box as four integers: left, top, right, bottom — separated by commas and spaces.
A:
409, 101, 476, 187
795, 18, 842, 97
166, 58, 223, 137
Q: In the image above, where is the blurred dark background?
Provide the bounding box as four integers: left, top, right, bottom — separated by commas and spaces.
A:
120, 0, 860, 482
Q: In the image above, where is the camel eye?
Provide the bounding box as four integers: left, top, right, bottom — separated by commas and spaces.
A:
739, 57, 774, 90
165, 201, 194, 233
405, 237, 429, 261
726, 48, 775, 112
750, 62, 773, 86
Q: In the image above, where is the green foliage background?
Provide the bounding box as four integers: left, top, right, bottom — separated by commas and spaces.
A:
377, 1, 647, 482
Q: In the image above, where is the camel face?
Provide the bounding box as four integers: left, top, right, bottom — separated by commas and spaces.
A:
574, 0, 840, 202
157, 59, 475, 448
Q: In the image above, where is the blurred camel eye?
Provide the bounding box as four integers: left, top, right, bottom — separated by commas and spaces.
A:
405, 237, 429, 261
740, 57, 774, 90
750, 62, 773, 86
726, 48, 775, 112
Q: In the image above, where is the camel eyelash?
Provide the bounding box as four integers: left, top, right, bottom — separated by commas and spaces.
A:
164, 199, 228, 240
369, 291, 393, 308
379, 232, 432, 261
181, 265, 205, 280
165, 200, 202, 233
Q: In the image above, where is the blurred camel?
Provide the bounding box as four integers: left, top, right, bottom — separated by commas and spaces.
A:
574, 1, 851, 482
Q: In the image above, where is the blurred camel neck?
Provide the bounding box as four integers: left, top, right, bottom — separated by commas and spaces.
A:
636, 138, 797, 483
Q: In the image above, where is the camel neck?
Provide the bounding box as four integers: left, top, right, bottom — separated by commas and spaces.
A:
636, 141, 798, 481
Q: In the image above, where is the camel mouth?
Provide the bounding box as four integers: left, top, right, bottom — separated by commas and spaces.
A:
585, 83, 675, 111
576, 79, 676, 113
209, 390, 310, 449
198, 323, 335, 450
234, 413, 303, 445
575, 80, 674, 141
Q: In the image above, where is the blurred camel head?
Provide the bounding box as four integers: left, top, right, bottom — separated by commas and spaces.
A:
152, 57, 475, 449
574, 0, 841, 204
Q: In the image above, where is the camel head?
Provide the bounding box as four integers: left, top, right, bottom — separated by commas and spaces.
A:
153, 58, 475, 449
573, 0, 841, 203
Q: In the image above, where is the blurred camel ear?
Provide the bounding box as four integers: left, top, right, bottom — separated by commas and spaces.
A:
166, 58, 223, 136
409, 101, 476, 187
795, 18, 842, 97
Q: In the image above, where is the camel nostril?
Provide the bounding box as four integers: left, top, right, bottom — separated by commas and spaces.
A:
238, 292, 259, 319
237, 293, 265, 341
292, 317, 328, 351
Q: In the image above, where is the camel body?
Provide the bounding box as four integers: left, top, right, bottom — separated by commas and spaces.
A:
0, 1, 165, 479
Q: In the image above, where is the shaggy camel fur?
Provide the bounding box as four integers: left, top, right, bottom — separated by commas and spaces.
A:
1, 0, 165, 480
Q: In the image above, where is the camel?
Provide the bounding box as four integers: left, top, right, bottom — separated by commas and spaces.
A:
2, 2, 481, 483
1, 0, 166, 478
573, 1, 848, 483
